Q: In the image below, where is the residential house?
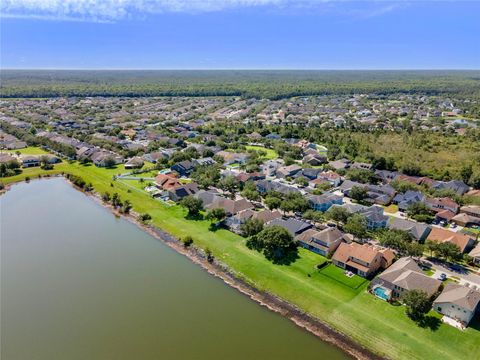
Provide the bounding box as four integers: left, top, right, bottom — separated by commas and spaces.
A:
332, 242, 394, 278
215, 151, 248, 165
255, 180, 301, 196
194, 189, 220, 207
425, 197, 459, 214
143, 151, 169, 164
265, 133, 281, 140
351, 162, 373, 170
253, 209, 283, 223
460, 205, 480, 219
168, 182, 199, 202
452, 213, 480, 227
235, 172, 265, 184
375, 170, 399, 184
125, 156, 144, 169
393, 191, 425, 212
226, 209, 282, 233
91, 151, 124, 167
328, 158, 351, 170
171, 160, 195, 177
469, 244, 480, 266
194, 157, 216, 167
466, 189, 480, 198
361, 206, 389, 230
296, 227, 345, 256
307, 193, 343, 212
388, 218, 431, 242
276, 164, 302, 179
20, 155, 40, 168
452, 205, 480, 227
333, 203, 368, 215
299, 168, 323, 181
155, 173, 182, 191
364, 184, 396, 205
426, 227, 476, 253
370, 257, 442, 301
338, 179, 364, 195
0, 154, 17, 164
316, 171, 342, 187
267, 218, 313, 236
205, 196, 254, 216
433, 283, 480, 326
225, 209, 256, 233
302, 153, 327, 166
262, 159, 282, 177
395, 175, 434, 187
431, 180, 470, 196
435, 209, 457, 224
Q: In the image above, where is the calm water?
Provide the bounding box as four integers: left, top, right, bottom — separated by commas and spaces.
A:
1, 178, 349, 360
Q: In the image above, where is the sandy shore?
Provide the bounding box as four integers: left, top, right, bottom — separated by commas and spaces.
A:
5, 176, 386, 360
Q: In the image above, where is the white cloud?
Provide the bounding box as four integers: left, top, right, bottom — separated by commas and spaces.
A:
0, 0, 414, 22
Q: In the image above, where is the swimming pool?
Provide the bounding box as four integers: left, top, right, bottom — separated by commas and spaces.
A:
373, 286, 390, 301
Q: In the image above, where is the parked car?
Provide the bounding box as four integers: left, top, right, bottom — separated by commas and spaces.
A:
438, 273, 447, 281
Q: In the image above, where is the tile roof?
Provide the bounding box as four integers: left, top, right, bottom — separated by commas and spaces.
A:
427, 227, 475, 253
434, 283, 480, 312
375, 257, 441, 297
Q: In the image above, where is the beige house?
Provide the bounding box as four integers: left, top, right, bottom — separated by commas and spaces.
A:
295, 227, 345, 257
370, 257, 441, 301
332, 242, 394, 278
426, 227, 476, 254
433, 283, 480, 326
469, 244, 480, 266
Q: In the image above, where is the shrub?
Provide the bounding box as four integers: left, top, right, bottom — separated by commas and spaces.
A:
139, 213, 152, 223
205, 248, 214, 263
183, 236, 194, 248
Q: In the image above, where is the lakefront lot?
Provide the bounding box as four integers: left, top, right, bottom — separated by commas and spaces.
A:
3, 156, 480, 360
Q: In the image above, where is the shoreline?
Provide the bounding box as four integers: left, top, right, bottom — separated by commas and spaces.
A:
4, 176, 385, 360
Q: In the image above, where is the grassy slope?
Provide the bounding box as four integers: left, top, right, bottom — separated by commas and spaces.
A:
3, 157, 480, 360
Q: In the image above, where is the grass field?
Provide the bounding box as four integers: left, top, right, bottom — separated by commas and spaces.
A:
318, 264, 368, 289
3, 146, 51, 155
245, 145, 278, 160
2, 150, 480, 360
422, 268, 435, 277
17, 146, 51, 155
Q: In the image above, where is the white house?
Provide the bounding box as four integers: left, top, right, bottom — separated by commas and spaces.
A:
433, 283, 480, 327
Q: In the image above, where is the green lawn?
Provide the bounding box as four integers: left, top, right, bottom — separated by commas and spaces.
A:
422, 268, 435, 277
8, 146, 51, 155
384, 204, 399, 214
245, 145, 278, 160
318, 264, 368, 290
2, 149, 480, 360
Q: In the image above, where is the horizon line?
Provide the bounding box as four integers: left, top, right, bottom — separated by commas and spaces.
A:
2, 68, 480, 71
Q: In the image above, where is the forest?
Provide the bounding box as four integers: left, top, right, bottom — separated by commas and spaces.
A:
2, 70, 480, 100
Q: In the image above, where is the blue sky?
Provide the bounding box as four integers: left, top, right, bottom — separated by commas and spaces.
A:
1, 1, 479, 69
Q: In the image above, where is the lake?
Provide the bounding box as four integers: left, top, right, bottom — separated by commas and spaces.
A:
1, 178, 349, 360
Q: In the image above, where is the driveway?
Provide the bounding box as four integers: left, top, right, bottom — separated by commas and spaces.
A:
425, 259, 480, 288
